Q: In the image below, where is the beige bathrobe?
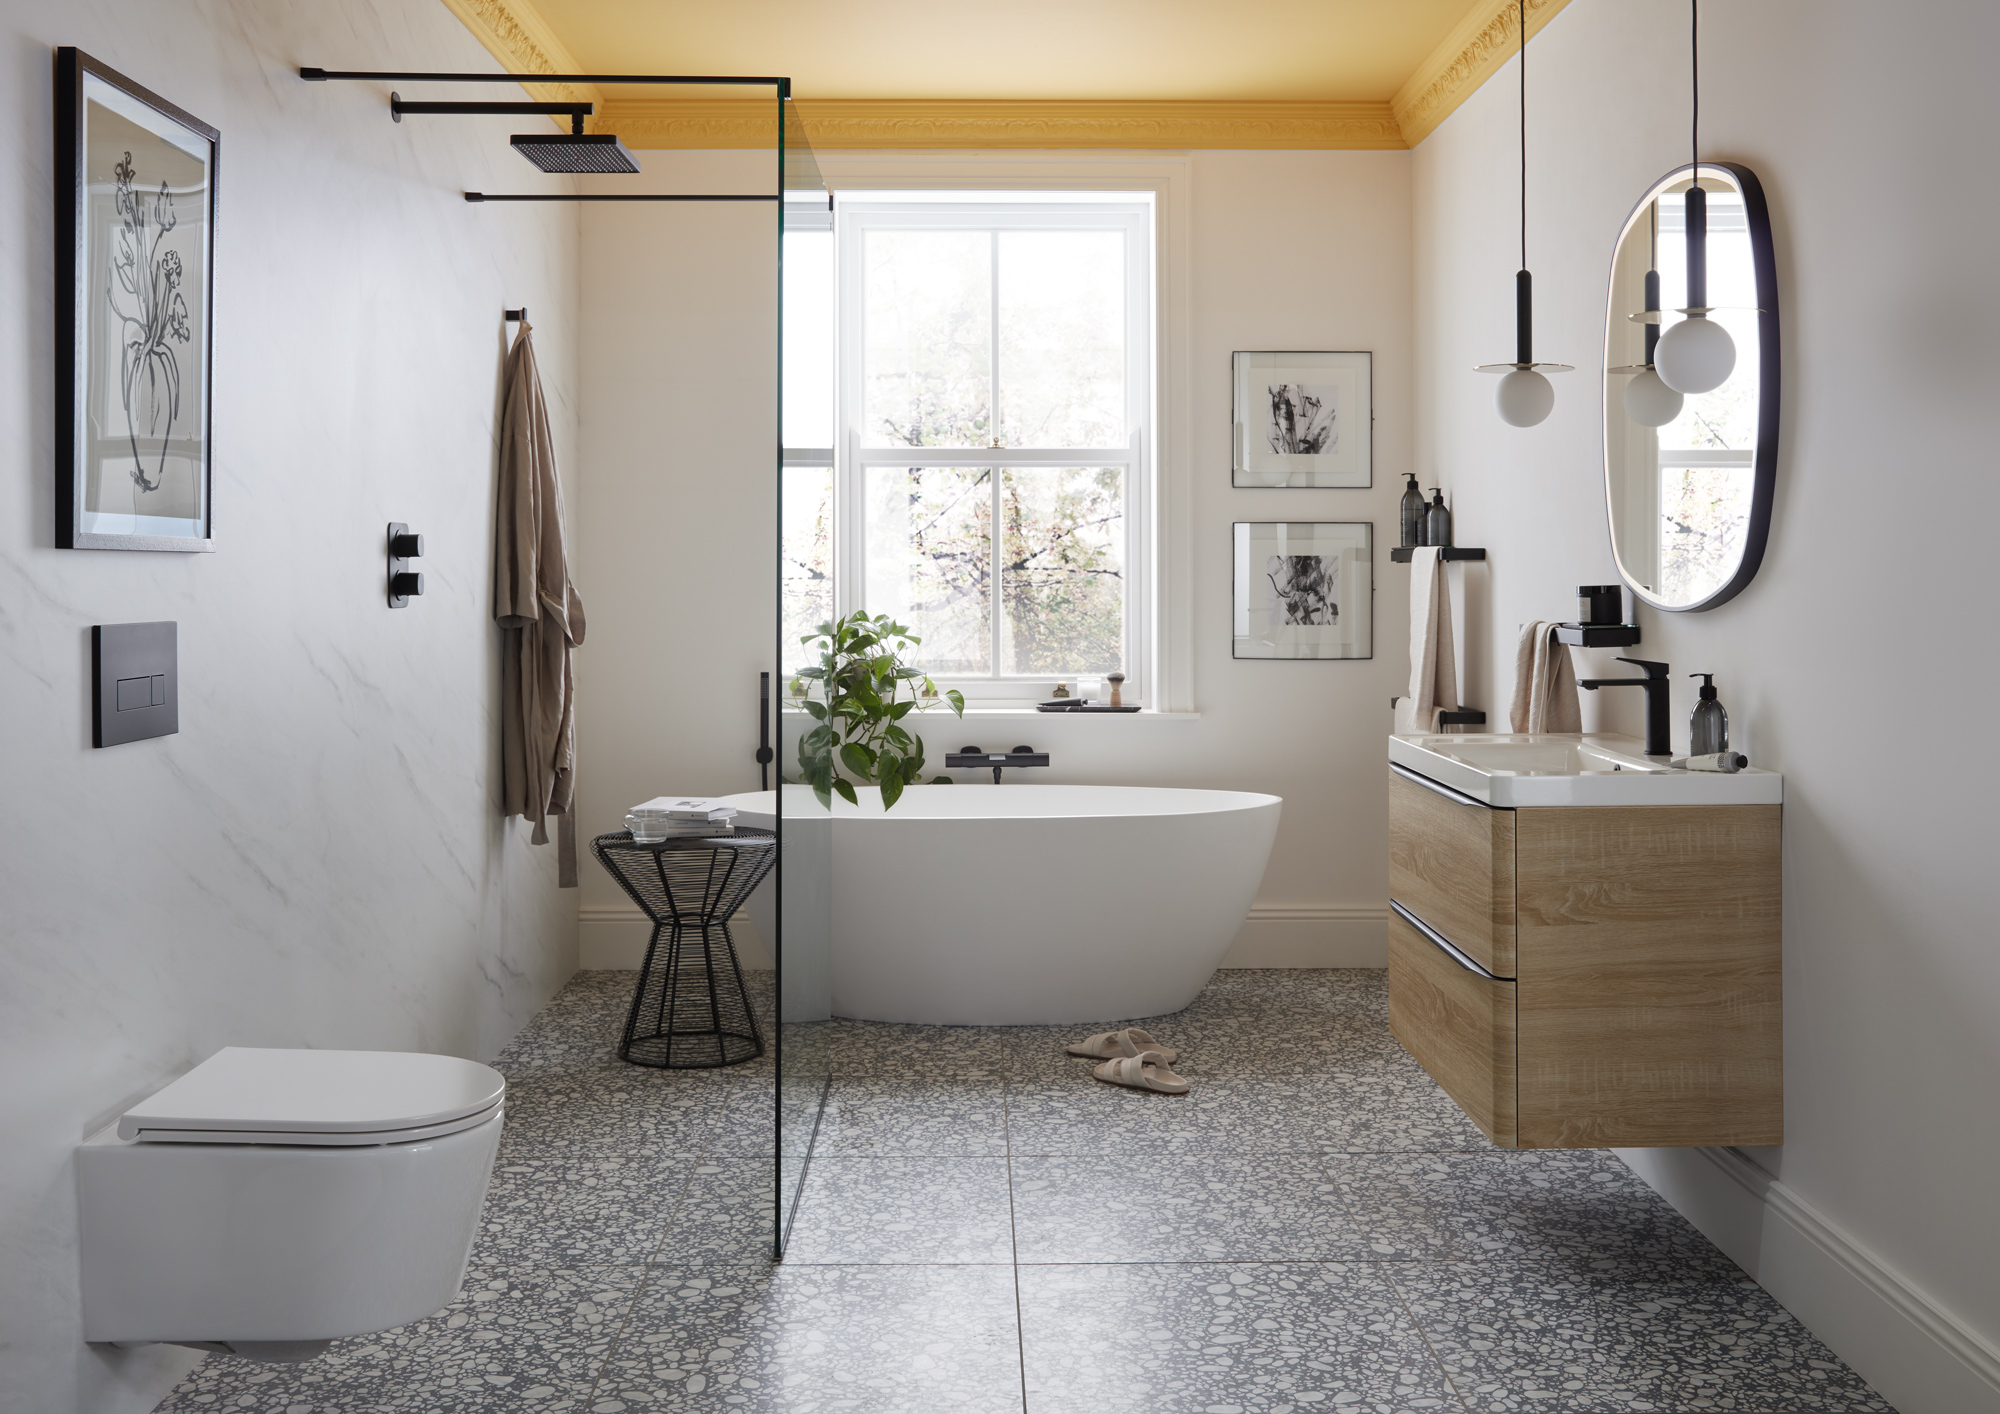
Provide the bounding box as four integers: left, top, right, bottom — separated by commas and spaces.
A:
495, 319, 585, 863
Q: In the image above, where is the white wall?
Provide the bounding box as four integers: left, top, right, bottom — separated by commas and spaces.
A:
571, 152, 781, 968
0, 2, 581, 1409
1413, 2, 2000, 1408
579, 148, 1417, 970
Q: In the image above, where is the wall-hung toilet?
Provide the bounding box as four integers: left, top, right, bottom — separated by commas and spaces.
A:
78, 1047, 505, 1362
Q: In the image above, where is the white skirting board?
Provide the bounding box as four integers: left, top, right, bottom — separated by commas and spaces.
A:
1615, 1145, 2000, 1414
579, 903, 1388, 972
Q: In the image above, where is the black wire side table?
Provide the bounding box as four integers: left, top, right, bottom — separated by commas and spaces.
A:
590, 827, 776, 1069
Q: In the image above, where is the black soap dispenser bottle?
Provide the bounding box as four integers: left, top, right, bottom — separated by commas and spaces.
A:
1424, 488, 1452, 548
1399, 474, 1426, 548
1689, 674, 1729, 756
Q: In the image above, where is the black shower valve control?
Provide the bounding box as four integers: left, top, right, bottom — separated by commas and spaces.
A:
388, 522, 425, 608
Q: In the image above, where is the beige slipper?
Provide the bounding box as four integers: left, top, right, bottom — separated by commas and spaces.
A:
1092, 1051, 1191, 1096
1065, 1028, 1179, 1064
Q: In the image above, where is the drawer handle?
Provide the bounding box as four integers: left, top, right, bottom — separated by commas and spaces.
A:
1390, 899, 1513, 981
1390, 761, 1490, 809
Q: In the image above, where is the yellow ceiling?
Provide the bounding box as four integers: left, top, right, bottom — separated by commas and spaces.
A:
435, 0, 1571, 149
526, 0, 1477, 104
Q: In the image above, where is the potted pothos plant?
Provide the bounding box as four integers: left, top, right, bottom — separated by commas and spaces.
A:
791, 612, 964, 810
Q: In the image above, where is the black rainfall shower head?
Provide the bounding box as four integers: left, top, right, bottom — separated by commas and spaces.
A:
510, 133, 640, 174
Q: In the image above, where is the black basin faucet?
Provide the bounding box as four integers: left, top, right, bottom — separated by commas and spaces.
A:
944, 745, 1049, 784
1579, 657, 1673, 757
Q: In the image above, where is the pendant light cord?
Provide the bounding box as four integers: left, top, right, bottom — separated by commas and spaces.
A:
1519, 0, 1527, 272
1690, 0, 1699, 186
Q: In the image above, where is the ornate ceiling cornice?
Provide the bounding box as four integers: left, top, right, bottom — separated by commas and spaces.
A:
601, 98, 1406, 151
430, 0, 1574, 151
1391, 0, 1573, 148
432, 0, 600, 110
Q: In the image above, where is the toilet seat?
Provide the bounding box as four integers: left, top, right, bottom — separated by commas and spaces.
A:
117, 1047, 506, 1146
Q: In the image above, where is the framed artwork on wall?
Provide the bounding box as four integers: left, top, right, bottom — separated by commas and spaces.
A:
1233, 521, 1372, 660
1232, 350, 1371, 488
55, 47, 218, 551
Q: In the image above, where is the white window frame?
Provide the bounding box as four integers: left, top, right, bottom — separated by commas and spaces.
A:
831, 195, 1156, 706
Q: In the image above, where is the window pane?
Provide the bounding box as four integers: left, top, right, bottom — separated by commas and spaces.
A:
864, 465, 991, 673
999, 467, 1123, 676
782, 230, 834, 448
998, 230, 1125, 448
782, 464, 833, 677
863, 231, 990, 448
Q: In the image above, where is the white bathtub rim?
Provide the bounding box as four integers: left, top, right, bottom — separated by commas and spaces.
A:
715, 782, 1282, 823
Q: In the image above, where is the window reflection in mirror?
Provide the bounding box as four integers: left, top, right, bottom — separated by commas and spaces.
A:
1604, 166, 1775, 611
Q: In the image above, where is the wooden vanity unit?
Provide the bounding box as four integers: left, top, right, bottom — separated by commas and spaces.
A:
1387, 763, 1782, 1149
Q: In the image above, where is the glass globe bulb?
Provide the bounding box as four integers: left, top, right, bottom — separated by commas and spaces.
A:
1654, 315, 1736, 394
1622, 367, 1685, 427
1495, 368, 1554, 427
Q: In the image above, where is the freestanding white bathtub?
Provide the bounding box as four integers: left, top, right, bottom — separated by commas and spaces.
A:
720, 784, 1281, 1025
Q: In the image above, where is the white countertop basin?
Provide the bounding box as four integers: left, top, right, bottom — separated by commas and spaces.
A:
1389, 732, 1782, 807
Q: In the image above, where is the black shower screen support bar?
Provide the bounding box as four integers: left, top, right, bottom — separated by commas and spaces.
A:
392, 100, 592, 116
464, 192, 782, 203
301, 67, 789, 97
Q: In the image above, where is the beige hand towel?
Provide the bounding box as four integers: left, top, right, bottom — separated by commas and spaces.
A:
1508, 621, 1582, 733
1393, 548, 1458, 734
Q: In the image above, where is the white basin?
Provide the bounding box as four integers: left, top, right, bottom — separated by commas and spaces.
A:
1389, 732, 1782, 807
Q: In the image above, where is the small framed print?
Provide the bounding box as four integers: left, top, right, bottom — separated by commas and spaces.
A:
56, 48, 218, 551
1233, 521, 1372, 660
1232, 351, 1371, 488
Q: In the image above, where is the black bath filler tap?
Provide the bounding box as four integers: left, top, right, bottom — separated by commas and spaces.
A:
945, 746, 1050, 784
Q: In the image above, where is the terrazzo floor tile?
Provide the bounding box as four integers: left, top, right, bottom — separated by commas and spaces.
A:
811, 1076, 1007, 1155
1011, 1153, 1368, 1263
1164, 1008, 1398, 1075
1595, 1280, 1896, 1412
592, 1263, 1023, 1412
1274, 1070, 1494, 1152
1005, 1076, 1311, 1155
783, 1156, 1016, 1264
822, 1020, 1010, 1077
500, 1068, 732, 1156
476, 1155, 693, 1268
1019, 1261, 1459, 1413
153, 1267, 636, 1413
653, 1158, 780, 1264
1327, 1150, 1735, 1271
706, 1080, 826, 1157
1390, 1259, 1631, 1410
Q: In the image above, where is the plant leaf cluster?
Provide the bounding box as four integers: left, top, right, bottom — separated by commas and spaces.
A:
791, 611, 964, 811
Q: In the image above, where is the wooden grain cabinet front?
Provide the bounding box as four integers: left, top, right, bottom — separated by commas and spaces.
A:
1388, 767, 1516, 976
1387, 766, 1783, 1150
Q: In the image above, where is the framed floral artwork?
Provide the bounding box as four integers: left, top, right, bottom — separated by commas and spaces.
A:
1232, 521, 1373, 659
1232, 351, 1372, 488
56, 48, 218, 551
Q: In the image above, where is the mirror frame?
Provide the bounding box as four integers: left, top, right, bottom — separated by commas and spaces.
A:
1602, 161, 1780, 613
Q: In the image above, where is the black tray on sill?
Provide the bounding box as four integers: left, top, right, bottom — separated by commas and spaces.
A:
1036, 700, 1141, 713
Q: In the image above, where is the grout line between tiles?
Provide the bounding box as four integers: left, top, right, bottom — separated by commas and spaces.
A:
1001, 1059, 1031, 1414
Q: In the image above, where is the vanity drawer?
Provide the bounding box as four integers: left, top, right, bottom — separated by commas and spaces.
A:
1388, 906, 1516, 1147
1389, 765, 1516, 976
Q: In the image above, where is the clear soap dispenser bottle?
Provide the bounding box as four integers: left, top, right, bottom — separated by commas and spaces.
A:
1689, 674, 1729, 756
1399, 474, 1425, 548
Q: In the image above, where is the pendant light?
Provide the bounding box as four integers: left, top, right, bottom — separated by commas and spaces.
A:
1477, 0, 1570, 426
1653, 0, 1737, 395
1616, 206, 1686, 427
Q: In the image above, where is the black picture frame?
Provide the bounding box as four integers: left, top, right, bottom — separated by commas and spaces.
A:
1231, 520, 1374, 660
1231, 350, 1373, 488
56, 47, 219, 551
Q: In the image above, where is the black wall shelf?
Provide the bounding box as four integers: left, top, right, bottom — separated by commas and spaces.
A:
1389, 546, 1486, 562
1554, 623, 1641, 648
1438, 708, 1487, 727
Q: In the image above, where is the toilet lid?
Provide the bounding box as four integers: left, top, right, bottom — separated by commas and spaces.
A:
119, 1047, 507, 1146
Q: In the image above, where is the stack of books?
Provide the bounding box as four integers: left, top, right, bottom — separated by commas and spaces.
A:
626, 796, 739, 842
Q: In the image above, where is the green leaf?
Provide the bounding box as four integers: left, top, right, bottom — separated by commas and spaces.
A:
883, 724, 913, 750
802, 699, 827, 721
832, 777, 858, 807
929, 776, 953, 785
899, 755, 922, 784
879, 773, 904, 811
840, 742, 878, 778
945, 689, 966, 716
